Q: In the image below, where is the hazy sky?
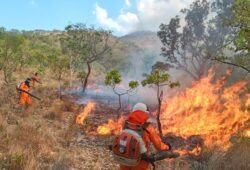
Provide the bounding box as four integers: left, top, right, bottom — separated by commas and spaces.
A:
0, 0, 193, 35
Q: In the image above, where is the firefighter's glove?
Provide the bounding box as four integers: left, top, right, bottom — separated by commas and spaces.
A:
141, 153, 155, 163
166, 142, 172, 150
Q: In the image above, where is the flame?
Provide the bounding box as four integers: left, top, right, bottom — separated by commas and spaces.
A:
76, 102, 95, 125
97, 116, 126, 135
161, 69, 250, 148
175, 147, 202, 156
247, 130, 250, 137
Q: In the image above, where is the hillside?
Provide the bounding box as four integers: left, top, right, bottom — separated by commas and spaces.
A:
121, 31, 162, 53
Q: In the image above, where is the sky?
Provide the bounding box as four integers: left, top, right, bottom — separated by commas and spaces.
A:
0, 0, 194, 36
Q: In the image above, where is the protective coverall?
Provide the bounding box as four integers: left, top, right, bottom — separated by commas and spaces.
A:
19, 82, 31, 106
120, 110, 169, 170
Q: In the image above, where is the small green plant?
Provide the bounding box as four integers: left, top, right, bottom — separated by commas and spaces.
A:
63, 80, 70, 88
77, 71, 87, 89
38, 66, 46, 74
1, 153, 26, 170
105, 69, 138, 117
141, 69, 179, 136
11, 152, 26, 169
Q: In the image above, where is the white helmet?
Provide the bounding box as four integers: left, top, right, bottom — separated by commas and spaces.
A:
132, 103, 148, 113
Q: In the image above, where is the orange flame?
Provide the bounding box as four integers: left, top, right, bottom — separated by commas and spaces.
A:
76, 102, 95, 125
246, 130, 250, 137
175, 147, 202, 157
97, 116, 126, 135
161, 69, 250, 148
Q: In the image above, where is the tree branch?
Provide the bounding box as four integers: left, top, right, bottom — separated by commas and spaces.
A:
211, 58, 250, 73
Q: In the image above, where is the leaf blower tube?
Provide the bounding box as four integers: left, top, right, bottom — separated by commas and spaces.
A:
142, 150, 180, 170
16, 88, 41, 100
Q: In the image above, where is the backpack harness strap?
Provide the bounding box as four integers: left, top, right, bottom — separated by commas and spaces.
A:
124, 120, 150, 136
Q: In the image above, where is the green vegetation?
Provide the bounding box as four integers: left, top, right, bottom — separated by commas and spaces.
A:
0, 28, 25, 83
62, 24, 113, 93
0, 1, 249, 169
158, 0, 212, 80
105, 69, 138, 117
158, 0, 250, 80
222, 0, 250, 72
141, 68, 179, 137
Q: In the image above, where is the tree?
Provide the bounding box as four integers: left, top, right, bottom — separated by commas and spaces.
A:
158, 0, 211, 80
60, 33, 77, 87
77, 71, 87, 89
211, 0, 250, 73
141, 68, 179, 137
0, 29, 24, 83
157, 0, 236, 80
105, 69, 139, 118
20, 31, 62, 72
51, 55, 69, 98
98, 40, 131, 73
64, 24, 113, 93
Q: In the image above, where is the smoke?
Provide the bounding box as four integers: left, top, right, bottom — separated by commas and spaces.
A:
72, 0, 238, 109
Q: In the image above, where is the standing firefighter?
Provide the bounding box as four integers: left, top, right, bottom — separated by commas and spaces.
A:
112, 103, 178, 170
18, 78, 32, 109
31, 72, 41, 87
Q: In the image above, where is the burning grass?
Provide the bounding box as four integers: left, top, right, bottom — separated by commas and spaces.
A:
161, 69, 250, 149
0, 68, 249, 170
75, 102, 96, 125
97, 116, 126, 135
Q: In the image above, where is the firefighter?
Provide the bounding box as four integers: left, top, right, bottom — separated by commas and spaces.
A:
120, 102, 170, 170
31, 72, 41, 87
19, 78, 32, 110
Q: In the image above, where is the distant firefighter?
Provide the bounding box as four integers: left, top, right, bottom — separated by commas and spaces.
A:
31, 72, 42, 87
18, 78, 32, 109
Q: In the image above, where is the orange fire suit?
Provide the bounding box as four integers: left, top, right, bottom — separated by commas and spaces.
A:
19, 82, 31, 106
120, 110, 169, 170
31, 75, 39, 87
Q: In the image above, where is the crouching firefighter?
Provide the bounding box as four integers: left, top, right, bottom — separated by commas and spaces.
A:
111, 103, 179, 170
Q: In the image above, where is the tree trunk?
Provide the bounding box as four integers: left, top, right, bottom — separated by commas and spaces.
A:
82, 62, 91, 93
117, 94, 122, 119
156, 85, 163, 137
80, 79, 84, 91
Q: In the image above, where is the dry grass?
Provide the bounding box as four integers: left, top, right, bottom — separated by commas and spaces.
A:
0, 119, 57, 169
1, 69, 250, 170
206, 138, 250, 170
0, 69, 84, 170
189, 137, 250, 170
0, 69, 72, 170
